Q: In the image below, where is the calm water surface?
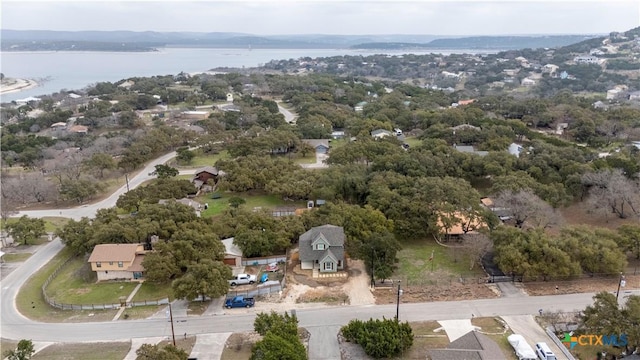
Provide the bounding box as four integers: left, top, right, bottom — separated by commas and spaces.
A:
1, 47, 499, 102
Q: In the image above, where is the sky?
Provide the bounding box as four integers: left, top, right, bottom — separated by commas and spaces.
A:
2, 0, 640, 36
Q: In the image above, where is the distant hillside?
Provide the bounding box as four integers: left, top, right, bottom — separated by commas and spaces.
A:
351, 35, 601, 50
0, 29, 604, 51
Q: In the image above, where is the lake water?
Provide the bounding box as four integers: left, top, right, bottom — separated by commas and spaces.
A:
1, 47, 500, 102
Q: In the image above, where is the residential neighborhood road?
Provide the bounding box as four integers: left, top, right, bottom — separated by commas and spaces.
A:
13, 151, 178, 220
0, 239, 621, 343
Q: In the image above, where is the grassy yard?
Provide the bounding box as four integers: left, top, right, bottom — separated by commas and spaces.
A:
31, 342, 131, 360
45, 256, 137, 305
394, 238, 485, 284
197, 192, 303, 217
1, 253, 32, 262
131, 281, 173, 302
16, 247, 119, 322
179, 150, 230, 168
120, 305, 165, 320
403, 136, 423, 147
293, 154, 318, 164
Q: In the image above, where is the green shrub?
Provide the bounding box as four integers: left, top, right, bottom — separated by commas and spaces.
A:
340, 317, 413, 358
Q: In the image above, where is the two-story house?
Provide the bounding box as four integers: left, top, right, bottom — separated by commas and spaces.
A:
87, 243, 146, 281
299, 225, 345, 273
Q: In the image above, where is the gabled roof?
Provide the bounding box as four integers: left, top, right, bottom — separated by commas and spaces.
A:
301, 139, 330, 149
88, 244, 139, 263
371, 129, 392, 137
299, 225, 345, 262
300, 225, 345, 246
194, 166, 218, 176
428, 331, 506, 360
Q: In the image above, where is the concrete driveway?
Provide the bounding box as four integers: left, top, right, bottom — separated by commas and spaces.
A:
307, 325, 341, 360
502, 315, 568, 360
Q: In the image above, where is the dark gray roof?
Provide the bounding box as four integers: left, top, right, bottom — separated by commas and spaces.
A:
428, 331, 506, 360
428, 349, 483, 360
299, 225, 345, 262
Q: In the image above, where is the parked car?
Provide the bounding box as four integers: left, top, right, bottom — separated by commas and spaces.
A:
228, 273, 257, 286
508, 334, 537, 360
225, 296, 255, 308
265, 262, 279, 272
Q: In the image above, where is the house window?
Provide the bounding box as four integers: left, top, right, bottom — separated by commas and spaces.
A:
324, 262, 334, 270
109, 262, 114, 265
118, 261, 124, 268
337, 260, 342, 267
96, 262, 101, 268
316, 243, 325, 250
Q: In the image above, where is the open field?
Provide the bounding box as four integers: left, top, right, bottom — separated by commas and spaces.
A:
395, 238, 486, 284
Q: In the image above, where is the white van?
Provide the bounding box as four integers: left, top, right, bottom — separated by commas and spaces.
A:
535, 342, 556, 360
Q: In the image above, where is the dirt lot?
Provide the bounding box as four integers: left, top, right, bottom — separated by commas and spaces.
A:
523, 274, 640, 296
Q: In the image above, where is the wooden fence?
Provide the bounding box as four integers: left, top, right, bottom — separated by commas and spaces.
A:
42, 255, 168, 311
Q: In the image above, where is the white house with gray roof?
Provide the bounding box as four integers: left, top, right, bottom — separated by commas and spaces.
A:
299, 225, 345, 273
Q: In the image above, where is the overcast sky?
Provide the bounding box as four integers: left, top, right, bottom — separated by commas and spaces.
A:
2, 0, 639, 36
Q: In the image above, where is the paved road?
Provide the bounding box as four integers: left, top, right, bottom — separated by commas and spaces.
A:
13, 151, 178, 220
277, 100, 298, 124
307, 325, 341, 360
0, 240, 619, 343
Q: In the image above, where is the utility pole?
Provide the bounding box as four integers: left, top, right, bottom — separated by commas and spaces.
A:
169, 302, 176, 346
396, 280, 402, 322
616, 273, 626, 302
125, 173, 130, 192
370, 246, 375, 288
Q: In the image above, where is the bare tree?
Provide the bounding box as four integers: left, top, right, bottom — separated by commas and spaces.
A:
582, 169, 640, 219
493, 189, 560, 229
462, 233, 492, 270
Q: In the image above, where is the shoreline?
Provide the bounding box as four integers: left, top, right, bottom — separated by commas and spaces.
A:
0, 78, 39, 95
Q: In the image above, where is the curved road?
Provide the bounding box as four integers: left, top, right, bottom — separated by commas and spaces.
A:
0, 239, 613, 342
13, 102, 295, 221
14, 151, 178, 220
0, 102, 606, 343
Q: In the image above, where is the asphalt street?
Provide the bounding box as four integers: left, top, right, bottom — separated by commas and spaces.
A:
0, 237, 620, 343
13, 151, 179, 220
0, 102, 614, 346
